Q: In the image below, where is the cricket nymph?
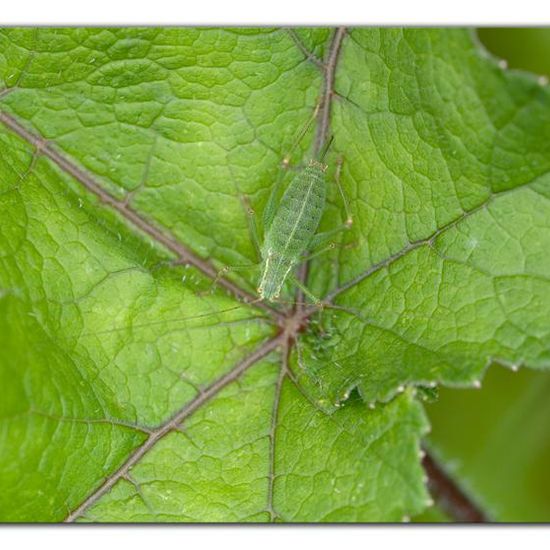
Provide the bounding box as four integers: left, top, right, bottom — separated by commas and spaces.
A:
258, 160, 327, 301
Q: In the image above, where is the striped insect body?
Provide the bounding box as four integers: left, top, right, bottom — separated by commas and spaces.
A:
258, 160, 327, 301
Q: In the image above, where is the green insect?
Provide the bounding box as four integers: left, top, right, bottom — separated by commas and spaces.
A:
259, 159, 330, 301
221, 108, 353, 306
257, 158, 349, 303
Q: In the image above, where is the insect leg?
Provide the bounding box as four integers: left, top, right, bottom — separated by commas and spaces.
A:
203, 262, 260, 296
308, 224, 352, 251
241, 195, 262, 263
262, 167, 286, 231
334, 155, 353, 226
302, 242, 339, 263
288, 273, 321, 305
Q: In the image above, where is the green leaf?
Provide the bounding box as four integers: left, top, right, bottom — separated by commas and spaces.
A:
81, 367, 427, 522
0, 27, 429, 523
297, 28, 550, 409
1, 27, 549, 523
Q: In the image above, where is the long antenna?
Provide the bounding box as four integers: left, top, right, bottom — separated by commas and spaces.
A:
318, 135, 334, 161
283, 102, 321, 167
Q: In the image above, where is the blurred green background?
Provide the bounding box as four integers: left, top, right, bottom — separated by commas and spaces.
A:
417, 28, 550, 523
478, 28, 550, 76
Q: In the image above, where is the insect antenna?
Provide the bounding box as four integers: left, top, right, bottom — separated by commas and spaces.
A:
282, 101, 321, 167
71, 299, 273, 340
318, 135, 334, 162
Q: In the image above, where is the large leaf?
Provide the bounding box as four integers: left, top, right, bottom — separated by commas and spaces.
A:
297, 29, 550, 408
0, 27, 549, 522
